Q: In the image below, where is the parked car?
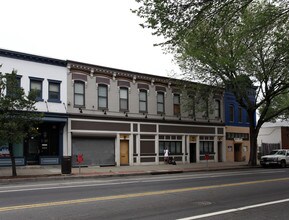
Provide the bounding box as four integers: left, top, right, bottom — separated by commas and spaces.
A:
260, 149, 289, 168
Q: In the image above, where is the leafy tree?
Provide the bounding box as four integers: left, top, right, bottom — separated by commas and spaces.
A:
134, 0, 289, 165
0, 70, 42, 176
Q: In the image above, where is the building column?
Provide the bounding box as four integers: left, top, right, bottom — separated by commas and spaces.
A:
115, 133, 120, 166
129, 134, 133, 166
196, 136, 200, 163
214, 136, 218, 162
66, 119, 71, 157
155, 134, 159, 164
182, 135, 186, 163
136, 134, 140, 164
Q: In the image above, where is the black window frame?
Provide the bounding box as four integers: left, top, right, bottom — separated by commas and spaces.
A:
6, 74, 22, 97
159, 141, 182, 155
48, 79, 61, 103
29, 77, 44, 102
199, 141, 214, 154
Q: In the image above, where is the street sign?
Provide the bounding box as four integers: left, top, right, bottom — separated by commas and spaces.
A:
76, 154, 84, 164
205, 154, 210, 160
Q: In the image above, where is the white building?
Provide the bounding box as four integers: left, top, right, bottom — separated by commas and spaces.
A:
0, 48, 68, 166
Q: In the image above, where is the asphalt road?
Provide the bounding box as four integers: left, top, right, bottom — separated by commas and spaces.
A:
1, 168, 289, 220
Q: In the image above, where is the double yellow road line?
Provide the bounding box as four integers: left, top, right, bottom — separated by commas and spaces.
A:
1, 177, 289, 212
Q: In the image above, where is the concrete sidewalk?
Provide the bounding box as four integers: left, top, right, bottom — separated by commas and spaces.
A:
0, 162, 253, 183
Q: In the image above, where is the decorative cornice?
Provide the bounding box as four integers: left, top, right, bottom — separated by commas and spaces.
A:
0, 48, 66, 67
67, 60, 174, 86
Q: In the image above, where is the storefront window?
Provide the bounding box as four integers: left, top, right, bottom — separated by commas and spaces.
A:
0, 142, 23, 157
14, 142, 24, 157
200, 141, 214, 154
159, 141, 182, 154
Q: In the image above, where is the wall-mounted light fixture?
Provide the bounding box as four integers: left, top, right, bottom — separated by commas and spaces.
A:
79, 108, 83, 113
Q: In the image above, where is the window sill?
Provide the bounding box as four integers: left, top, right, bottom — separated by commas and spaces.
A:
98, 107, 109, 111
48, 99, 62, 103
74, 105, 86, 108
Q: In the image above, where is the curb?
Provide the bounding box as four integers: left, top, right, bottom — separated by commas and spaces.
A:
0, 165, 253, 184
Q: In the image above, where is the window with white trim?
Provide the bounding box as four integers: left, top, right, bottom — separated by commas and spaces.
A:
74, 81, 85, 107
139, 89, 147, 112
173, 94, 180, 115
157, 92, 165, 114
120, 87, 128, 111
98, 84, 108, 109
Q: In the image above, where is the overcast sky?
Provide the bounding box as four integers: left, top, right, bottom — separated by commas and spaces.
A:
0, 0, 180, 77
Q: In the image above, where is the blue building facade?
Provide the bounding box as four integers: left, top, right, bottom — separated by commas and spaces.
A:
224, 87, 256, 162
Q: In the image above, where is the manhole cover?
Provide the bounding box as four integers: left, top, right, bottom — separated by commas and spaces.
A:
192, 201, 213, 206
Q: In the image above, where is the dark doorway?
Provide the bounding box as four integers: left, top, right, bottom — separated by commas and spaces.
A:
234, 144, 242, 162
25, 123, 61, 165
25, 137, 40, 165
190, 143, 196, 163
218, 142, 222, 162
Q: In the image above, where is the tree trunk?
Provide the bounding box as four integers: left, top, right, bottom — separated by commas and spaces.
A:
248, 110, 258, 166
8, 143, 17, 177
248, 126, 258, 166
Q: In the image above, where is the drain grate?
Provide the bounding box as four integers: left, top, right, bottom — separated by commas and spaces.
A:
192, 201, 213, 206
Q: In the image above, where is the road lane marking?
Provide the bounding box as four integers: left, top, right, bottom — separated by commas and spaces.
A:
177, 198, 289, 220
0, 170, 284, 193
1, 177, 289, 213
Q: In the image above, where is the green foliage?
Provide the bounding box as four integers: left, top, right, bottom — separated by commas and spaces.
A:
134, 0, 289, 125
0, 70, 42, 146
134, 0, 289, 165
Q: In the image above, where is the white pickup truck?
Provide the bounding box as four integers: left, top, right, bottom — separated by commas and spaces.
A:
260, 149, 289, 168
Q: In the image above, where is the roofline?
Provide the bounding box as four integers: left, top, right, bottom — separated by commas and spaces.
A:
67, 60, 223, 91
0, 48, 67, 67
67, 59, 172, 82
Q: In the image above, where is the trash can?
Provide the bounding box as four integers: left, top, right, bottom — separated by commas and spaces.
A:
61, 156, 72, 174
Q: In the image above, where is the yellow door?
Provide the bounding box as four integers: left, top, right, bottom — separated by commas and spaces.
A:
120, 140, 129, 165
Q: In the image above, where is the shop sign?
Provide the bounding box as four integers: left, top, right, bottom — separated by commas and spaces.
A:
234, 138, 243, 142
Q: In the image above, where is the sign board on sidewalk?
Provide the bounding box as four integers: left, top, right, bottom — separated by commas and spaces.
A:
76, 154, 84, 164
